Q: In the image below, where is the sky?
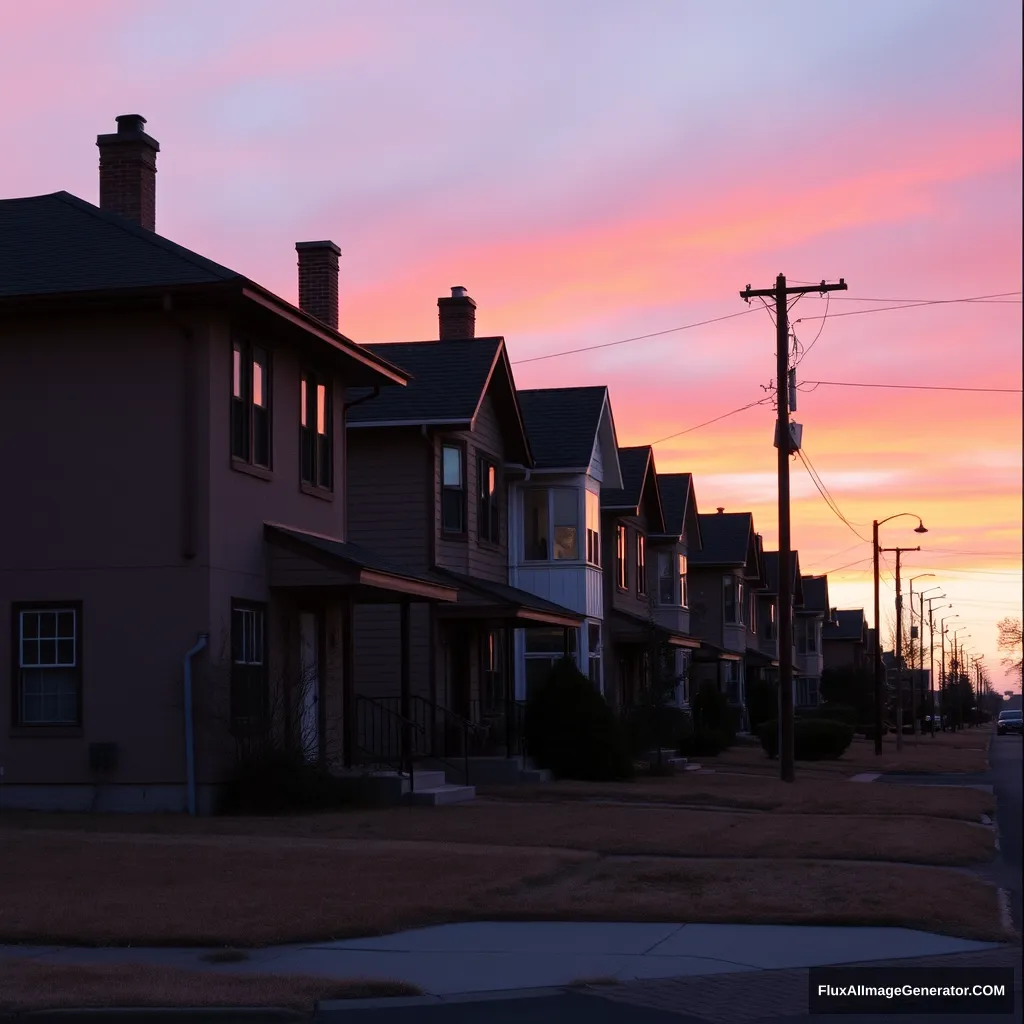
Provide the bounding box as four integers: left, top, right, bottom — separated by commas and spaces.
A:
2, 0, 1021, 690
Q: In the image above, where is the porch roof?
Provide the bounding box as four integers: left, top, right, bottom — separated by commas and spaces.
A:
691, 639, 742, 662
608, 608, 701, 649
264, 523, 458, 603
745, 648, 780, 668
430, 568, 584, 628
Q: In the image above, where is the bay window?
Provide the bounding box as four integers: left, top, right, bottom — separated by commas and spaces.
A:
523, 487, 579, 561
636, 534, 647, 596
585, 490, 601, 566
724, 575, 745, 625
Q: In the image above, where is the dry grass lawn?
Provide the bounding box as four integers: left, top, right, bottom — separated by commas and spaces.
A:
482, 773, 994, 819
0, 820, 1011, 948
709, 732, 990, 777
0, 960, 420, 1012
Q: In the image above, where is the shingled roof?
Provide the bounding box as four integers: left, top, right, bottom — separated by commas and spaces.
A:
801, 575, 830, 615
600, 446, 665, 533
824, 609, 867, 642
762, 550, 803, 603
517, 386, 608, 469
0, 192, 405, 387
653, 472, 703, 550
0, 191, 240, 297
689, 512, 755, 568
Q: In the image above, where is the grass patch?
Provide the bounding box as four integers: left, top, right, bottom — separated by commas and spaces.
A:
0, 960, 421, 1012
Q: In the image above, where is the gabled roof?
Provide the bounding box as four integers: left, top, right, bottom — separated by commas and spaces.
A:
801, 575, 830, 615
0, 191, 405, 388
517, 386, 605, 469
346, 338, 531, 464
762, 551, 805, 598
653, 473, 703, 550
600, 445, 665, 533
824, 608, 867, 642
690, 512, 755, 568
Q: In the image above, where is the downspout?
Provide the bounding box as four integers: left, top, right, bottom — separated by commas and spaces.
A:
183, 633, 209, 816
423, 425, 438, 712
342, 386, 380, 413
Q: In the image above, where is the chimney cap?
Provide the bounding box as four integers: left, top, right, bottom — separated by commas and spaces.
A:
717, 507, 725, 514
116, 114, 148, 134
450, 286, 469, 299
296, 240, 341, 255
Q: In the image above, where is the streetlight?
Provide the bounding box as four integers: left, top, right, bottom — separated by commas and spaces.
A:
873, 514, 928, 754
952, 628, 970, 730
923, 595, 948, 735
908, 574, 935, 735
938, 614, 958, 728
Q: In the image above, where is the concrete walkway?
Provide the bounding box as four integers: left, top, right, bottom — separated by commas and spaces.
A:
0, 923, 1006, 997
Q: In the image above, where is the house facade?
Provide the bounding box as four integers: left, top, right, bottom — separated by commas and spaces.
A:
823, 609, 870, 673
687, 510, 765, 727
0, 115, 458, 813
345, 291, 584, 760
509, 386, 623, 699
795, 575, 830, 707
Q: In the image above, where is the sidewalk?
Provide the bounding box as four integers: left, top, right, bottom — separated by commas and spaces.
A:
0, 922, 1009, 998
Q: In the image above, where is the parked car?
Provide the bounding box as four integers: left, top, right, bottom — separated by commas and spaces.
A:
996, 710, 1023, 736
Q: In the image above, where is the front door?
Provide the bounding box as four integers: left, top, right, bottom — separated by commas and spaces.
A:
298, 611, 320, 761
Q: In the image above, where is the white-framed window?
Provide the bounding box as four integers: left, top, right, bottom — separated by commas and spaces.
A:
762, 600, 777, 640
585, 489, 601, 566
679, 553, 688, 608
524, 627, 578, 697
523, 487, 579, 561
231, 602, 267, 732
15, 605, 81, 725
796, 677, 820, 707
723, 575, 744, 625
658, 550, 689, 607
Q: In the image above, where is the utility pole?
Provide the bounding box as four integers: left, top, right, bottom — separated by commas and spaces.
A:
880, 545, 919, 752
740, 274, 847, 783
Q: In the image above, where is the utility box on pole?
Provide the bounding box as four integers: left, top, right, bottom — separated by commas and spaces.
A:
773, 421, 803, 452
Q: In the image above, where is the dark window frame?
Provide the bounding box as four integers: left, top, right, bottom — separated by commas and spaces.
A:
11, 600, 83, 728
231, 339, 272, 470
616, 523, 628, 591
300, 371, 333, 491
477, 454, 500, 545
636, 532, 647, 597
230, 600, 269, 736
440, 441, 467, 536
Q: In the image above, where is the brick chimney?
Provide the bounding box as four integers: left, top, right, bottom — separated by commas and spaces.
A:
296, 241, 341, 330
96, 114, 159, 231
438, 286, 476, 340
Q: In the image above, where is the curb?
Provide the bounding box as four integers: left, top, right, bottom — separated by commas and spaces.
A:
316, 986, 568, 1014
0, 1011, 306, 1023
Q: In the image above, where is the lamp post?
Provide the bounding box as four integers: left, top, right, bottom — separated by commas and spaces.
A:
952, 629, 970, 729
923, 595, 948, 735
872, 514, 928, 755
939, 614, 957, 729
908, 574, 935, 736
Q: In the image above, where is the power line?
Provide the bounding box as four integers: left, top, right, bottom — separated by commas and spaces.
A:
819, 556, 874, 575
794, 292, 829, 366
511, 308, 759, 365
649, 396, 773, 445
796, 448, 870, 542
804, 539, 871, 569
812, 293, 1021, 304
801, 380, 1022, 394
793, 292, 1024, 322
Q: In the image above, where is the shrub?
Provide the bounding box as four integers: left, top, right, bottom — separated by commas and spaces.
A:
220, 744, 350, 815
757, 717, 855, 761
679, 726, 729, 758
691, 683, 736, 747
796, 703, 858, 727
623, 698, 693, 758
746, 678, 777, 734
524, 657, 634, 781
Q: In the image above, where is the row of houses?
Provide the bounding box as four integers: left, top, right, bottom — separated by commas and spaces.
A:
0, 116, 872, 812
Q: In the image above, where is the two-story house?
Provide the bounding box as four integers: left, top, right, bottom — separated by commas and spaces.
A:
688, 510, 765, 726
345, 289, 583, 764
0, 115, 459, 814
648, 473, 703, 707
823, 609, 870, 673
760, 550, 806, 701
600, 446, 698, 710
509, 386, 623, 698
796, 575, 830, 707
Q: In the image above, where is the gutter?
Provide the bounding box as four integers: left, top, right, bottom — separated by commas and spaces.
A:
183, 633, 209, 816
343, 386, 380, 413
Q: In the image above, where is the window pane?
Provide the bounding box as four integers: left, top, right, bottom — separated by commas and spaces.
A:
523, 489, 549, 560
252, 349, 268, 408
553, 525, 578, 560
21, 612, 39, 639
39, 612, 57, 639
57, 639, 75, 665
252, 406, 270, 467
232, 344, 242, 399
525, 628, 576, 655
39, 639, 57, 665
442, 489, 464, 532
442, 445, 462, 487
552, 488, 577, 527
317, 383, 327, 435
300, 377, 308, 428
57, 611, 74, 638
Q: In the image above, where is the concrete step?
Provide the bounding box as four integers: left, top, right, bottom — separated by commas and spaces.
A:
519, 767, 552, 784
642, 748, 679, 763
406, 769, 446, 792
406, 783, 476, 806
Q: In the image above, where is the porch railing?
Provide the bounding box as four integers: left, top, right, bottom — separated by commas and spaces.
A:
353, 694, 425, 791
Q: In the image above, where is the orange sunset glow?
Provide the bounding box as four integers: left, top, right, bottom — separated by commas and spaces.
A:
3, 0, 1020, 690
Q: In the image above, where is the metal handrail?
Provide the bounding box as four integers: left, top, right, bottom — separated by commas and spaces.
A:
354, 694, 425, 791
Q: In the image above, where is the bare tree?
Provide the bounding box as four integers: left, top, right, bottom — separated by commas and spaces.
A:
997, 617, 1023, 680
